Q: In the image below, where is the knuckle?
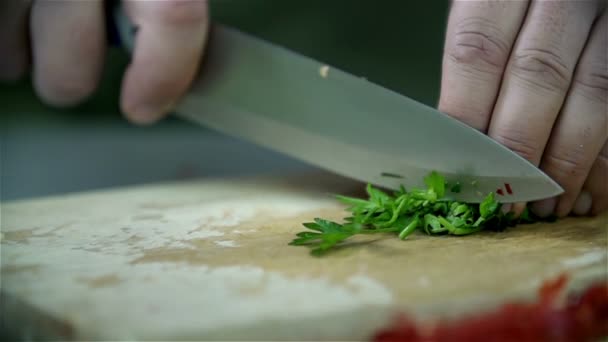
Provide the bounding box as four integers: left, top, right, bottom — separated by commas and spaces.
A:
543, 149, 590, 180
510, 48, 573, 93
573, 63, 608, 103
154, 0, 209, 27
446, 17, 510, 71
492, 130, 539, 162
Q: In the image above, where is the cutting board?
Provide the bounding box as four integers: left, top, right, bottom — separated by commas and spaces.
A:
1, 172, 607, 340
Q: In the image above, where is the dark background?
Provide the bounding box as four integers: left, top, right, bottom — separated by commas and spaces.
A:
0, 0, 451, 200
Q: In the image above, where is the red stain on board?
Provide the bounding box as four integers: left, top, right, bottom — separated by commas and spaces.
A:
504, 183, 513, 195
372, 273, 608, 342
496, 189, 504, 196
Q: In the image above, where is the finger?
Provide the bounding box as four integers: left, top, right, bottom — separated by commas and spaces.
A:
511, 202, 527, 217
120, 0, 210, 124
533, 12, 608, 217
572, 190, 592, 216
584, 141, 608, 216
30, 0, 106, 107
0, 0, 31, 81
487, 0, 601, 165
438, 0, 529, 131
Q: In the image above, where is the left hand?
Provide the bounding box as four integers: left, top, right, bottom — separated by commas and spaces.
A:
438, 0, 607, 218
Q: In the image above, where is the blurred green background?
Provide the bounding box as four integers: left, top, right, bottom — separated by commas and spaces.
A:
0, 0, 450, 200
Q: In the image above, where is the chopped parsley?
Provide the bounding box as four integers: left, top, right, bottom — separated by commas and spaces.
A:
290, 171, 554, 256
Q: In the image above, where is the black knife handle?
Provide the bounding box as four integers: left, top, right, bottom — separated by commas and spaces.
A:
104, 0, 136, 55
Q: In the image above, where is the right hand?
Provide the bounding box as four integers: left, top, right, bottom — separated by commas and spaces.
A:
1, 0, 210, 125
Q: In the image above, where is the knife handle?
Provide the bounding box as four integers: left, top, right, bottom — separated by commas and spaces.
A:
104, 0, 136, 55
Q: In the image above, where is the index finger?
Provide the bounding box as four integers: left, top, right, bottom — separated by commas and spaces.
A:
438, 0, 528, 131
121, 0, 209, 124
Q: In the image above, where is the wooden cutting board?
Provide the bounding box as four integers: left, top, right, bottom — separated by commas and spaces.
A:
1, 172, 606, 340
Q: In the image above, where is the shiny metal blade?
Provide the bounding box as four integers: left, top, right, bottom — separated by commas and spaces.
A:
171, 24, 563, 203
112, 9, 563, 203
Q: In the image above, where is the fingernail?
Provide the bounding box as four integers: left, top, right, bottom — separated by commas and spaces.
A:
501, 203, 512, 214
531, 197, 557, 218
572, 191, 592, 216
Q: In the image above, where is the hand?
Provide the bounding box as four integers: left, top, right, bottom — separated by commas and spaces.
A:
0, 0, 209, 125
439, 0, 607, 217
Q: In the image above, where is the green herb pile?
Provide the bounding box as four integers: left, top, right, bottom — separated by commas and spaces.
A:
290, 171, 553, 256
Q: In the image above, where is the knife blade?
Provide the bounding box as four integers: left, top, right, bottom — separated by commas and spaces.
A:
112, 7, 563, 203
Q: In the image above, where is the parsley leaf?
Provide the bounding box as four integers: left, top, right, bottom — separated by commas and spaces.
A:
424, 171, 445, 199
288, 218, 359, 256
480, 192, 499, 218
290, 171, 556, 256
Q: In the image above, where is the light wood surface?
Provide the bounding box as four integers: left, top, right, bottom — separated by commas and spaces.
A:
1, 173, 606, 340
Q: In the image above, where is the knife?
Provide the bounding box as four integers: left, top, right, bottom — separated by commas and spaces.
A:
110, 5, 563, 203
